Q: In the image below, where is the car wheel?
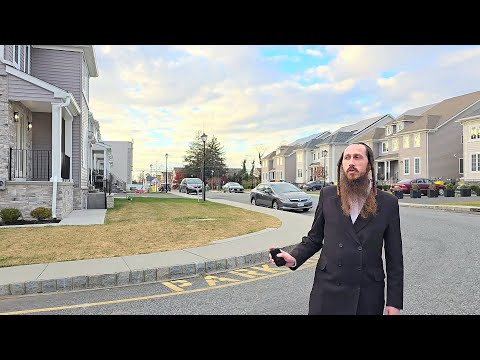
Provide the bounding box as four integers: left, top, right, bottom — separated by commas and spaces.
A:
251, 197, 256, 206
438, 188, 445, 196
272, 200, 279, 210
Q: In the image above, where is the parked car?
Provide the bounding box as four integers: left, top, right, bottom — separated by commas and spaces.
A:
389, 178, 446, 196
250, 182, 313, 212
222, 182, 244, 193
302, 180, 333, 191
179, 178, 203, 194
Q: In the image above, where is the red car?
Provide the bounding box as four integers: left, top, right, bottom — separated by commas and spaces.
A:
389, 178, 446, 196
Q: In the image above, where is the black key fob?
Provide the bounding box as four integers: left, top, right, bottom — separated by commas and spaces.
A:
270, 248, 286, 266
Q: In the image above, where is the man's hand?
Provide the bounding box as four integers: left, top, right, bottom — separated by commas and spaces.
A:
268, 246, 296, 267
385, 306, 400, 315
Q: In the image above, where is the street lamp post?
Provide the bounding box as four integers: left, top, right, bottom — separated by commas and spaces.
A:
200, 133, 208, 201
322, 150, 328, 187
165, 153, 168, 193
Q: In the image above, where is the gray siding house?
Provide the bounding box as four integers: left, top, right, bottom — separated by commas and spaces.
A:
457, 108, 480, 184
356, 91, 480, 184
0, 45, 99, 219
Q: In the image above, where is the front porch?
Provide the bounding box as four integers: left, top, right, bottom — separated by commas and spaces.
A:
376, 157, 399, 185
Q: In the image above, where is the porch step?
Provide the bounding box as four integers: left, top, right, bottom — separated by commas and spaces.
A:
87, 192, 106, 209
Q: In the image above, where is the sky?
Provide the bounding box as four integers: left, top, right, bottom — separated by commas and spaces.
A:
88, 45, 480, 180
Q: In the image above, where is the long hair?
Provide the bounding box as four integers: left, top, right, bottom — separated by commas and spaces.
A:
336, 142, 378, 218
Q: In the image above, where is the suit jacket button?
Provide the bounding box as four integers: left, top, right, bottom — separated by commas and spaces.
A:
338, 261, 342, 267
357, 266, 361, 271
336, 281, 341, 286
339, 243, 344, 248
358, 246, 362, 251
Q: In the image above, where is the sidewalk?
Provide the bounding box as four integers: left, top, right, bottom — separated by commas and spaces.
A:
0, 195, 312, 297
1, 191, 478, 297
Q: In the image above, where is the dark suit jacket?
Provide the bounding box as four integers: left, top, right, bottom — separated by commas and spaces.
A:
289, 185, 403, 315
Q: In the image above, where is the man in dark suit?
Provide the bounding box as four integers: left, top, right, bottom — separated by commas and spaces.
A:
270, 142, 403, 315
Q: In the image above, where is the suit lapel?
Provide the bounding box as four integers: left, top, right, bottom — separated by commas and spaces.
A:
335, 197, 362, 245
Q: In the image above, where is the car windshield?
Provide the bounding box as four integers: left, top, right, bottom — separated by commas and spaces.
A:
270, 183, 302, 193
186, 178, 202, 184
397, 179, 411, 184
229, 182, 241, 186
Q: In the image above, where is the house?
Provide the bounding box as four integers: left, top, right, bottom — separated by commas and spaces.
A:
261, 145, 299, 183
103, 140, 134, 190
88, 112, 113, 192
292, 131, 331, 185
456, 108, 480, 185
0, 45, 99, 219
355, 91, 480, 184
307, 114, 394, 184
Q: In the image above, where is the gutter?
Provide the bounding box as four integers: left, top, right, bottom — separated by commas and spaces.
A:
52, 97, 71, 219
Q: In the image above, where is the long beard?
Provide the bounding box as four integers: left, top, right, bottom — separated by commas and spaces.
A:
339, 168, 377, 218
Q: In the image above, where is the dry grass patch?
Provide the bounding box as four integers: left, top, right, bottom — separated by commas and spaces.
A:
0, 197, 281, 268
437, 202, 480, 207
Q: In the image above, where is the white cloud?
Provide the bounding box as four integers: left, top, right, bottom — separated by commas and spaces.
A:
89, 45, 480, 175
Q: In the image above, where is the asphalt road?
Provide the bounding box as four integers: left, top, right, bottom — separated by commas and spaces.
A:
0, 207, 478, 315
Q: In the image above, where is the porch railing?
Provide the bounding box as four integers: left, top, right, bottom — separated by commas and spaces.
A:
9, 148, 70, 181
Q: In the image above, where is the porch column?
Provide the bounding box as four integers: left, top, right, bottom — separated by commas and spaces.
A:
384, 161, 387, 181
64, 109, 73, 181
50, 103, 63, 182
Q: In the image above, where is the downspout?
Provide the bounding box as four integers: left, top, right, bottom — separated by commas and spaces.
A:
52, 96, 71, 219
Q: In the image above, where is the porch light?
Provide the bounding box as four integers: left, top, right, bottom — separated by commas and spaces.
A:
27, 121, 32, 131
14, 112, 19, 122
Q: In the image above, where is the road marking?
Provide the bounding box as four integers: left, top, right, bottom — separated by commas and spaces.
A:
204, 275, 241, 286
0, 259, 318, 315
162, 280, 193, 292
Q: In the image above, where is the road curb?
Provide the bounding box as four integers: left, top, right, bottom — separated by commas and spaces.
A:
399, 202, 480, 214
0, 244, 299, 297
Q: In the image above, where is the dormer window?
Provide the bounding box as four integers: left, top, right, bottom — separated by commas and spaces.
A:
397, 122, 404, 132
386, 126, 393, 136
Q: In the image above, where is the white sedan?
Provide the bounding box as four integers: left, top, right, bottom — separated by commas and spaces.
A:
223, 182, 244, 193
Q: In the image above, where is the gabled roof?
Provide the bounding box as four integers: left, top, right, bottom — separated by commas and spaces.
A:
262, 150, 276, 160
337, 115, 387, 134
289, 131, 330, 146
354, 127, 386, 142
395, 91, 480, 133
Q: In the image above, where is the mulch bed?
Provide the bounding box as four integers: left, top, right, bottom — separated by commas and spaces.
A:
0, 219, 61, 226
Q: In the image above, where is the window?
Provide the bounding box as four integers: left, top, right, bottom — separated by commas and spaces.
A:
23, 45, 30, 74
297, 169, 303, 178
470, 126, 476, 140
414, 133, 420, 147
404, 158, 410, 175
403, 135, 410, 148
13, 45, 20, 68
472, 154, 480, 172
313, 153, 316, 161
459, 158, 464, 174
392, 138, 399, 151
386, 126, 392, 136
382, 141, 389, 153
414, 157, 420, 174
397, 122, 404, 132
297, 152, 303, 161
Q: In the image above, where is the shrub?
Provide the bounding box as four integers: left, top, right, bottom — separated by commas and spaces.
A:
0, 208, 22, 223
469, 185, 479, 195
383, 185, 390, 191
446, 183, 456, 191
30, 207, 52, 221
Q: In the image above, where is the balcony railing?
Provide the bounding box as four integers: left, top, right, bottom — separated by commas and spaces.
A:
9, 148, 70, 181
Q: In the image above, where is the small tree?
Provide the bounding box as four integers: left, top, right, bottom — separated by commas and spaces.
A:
31, 207, 52, 221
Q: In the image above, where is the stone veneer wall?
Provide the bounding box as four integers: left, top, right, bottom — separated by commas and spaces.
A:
106, 194, 114, 209
73, 187, 89, 210
0, 74, 14, 180
0, 181, 74, 220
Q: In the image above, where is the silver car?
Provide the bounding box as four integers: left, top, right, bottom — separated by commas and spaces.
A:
223, 182, 244, 193
179, 178, 203, 194
250, 182, 313, 212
